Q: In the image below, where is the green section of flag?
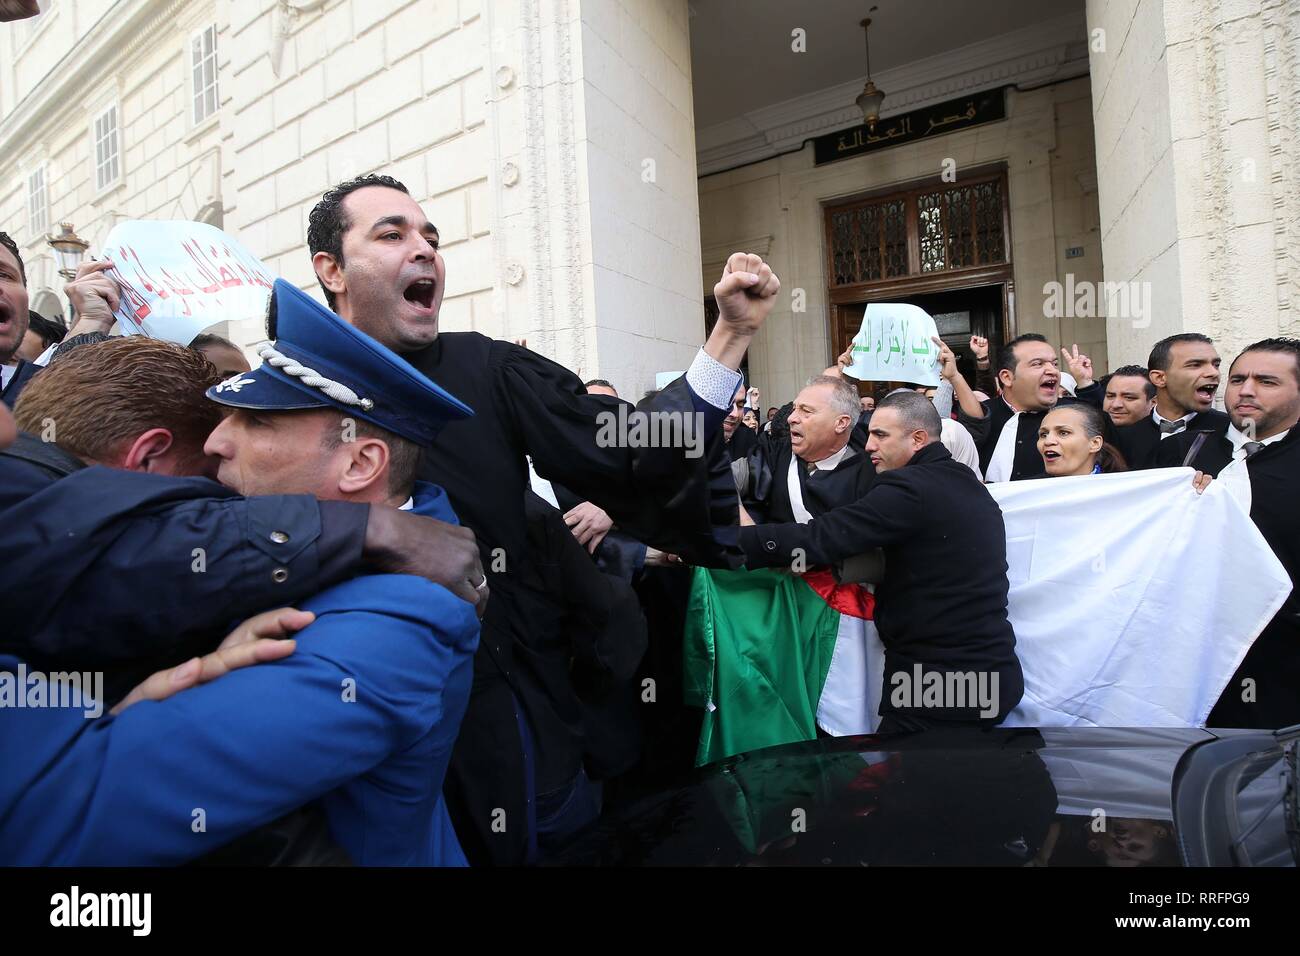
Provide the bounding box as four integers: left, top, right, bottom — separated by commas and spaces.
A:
683, 567, 842, 766
704, 748, 868, 856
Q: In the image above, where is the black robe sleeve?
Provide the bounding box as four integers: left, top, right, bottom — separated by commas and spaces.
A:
489, 340, 743, 567
740, 472, 925, 569
1073, 380, 1104, 408
957, 398, 994, 447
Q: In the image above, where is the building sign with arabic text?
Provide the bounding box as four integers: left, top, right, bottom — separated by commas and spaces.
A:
812, 89, 1006, 167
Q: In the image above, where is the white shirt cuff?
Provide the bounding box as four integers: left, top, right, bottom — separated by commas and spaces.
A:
685, 348, 743, 411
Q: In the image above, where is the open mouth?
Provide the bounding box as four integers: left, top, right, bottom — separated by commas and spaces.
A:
403, 277, 437, 311
1040, 378, 1059, 394
1195, 384, 1217, 402
1043, 449, 1061, 462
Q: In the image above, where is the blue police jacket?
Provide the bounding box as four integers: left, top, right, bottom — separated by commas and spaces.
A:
0, 481, 479, 866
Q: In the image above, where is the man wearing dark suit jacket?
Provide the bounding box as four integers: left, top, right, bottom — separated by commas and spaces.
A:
1159, 338, 1300, 729
742, 374, 875, 524
1115, 333, 1229, 469
306, 173, 780, 864
0, 231, 38, 409
740, 391, 1023, 732
956, 333, 1107, 481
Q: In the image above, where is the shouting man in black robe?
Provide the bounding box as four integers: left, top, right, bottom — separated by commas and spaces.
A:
305, 174, 779, 864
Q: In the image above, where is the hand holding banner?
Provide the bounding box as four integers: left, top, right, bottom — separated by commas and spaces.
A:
101, 220, 275, 345
841, 302, 941, 386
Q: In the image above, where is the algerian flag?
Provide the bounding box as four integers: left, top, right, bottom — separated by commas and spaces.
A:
683, 567, 877, 766
684, 469, 1289, 764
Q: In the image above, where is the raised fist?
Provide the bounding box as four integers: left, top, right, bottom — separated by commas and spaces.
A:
713, 252, 780, 337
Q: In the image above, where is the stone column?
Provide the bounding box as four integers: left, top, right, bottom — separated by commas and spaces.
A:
483, 0, 702, 397
1088, 0, 1300, 368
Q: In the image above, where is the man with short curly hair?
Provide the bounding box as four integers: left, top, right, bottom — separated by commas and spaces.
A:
305, 171, 782, 864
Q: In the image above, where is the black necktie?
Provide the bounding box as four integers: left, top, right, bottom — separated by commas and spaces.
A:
1158, 419, 1187, 436
1242, 441, 1263, 460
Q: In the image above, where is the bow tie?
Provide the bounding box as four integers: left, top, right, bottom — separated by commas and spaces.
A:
1158, 419, 1188, 436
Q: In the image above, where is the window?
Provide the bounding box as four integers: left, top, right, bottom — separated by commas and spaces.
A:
93, 104, 121, 191
27, 165, 49, 239
825, 171, 1009, 288
191, 25, 219, 125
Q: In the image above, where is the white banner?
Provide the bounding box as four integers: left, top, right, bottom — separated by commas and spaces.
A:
992, 468, 1291, 728
101, 220, 275, 345
842, 302, 941, 386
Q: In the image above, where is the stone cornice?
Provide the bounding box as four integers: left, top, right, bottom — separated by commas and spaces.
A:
697, 11, 1089, 176
0, 0, 193, 163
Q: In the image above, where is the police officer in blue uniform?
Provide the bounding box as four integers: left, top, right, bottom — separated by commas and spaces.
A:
1, 280, 483, 865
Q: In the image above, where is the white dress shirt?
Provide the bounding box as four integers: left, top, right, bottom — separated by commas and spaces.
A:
984, 399, 1021, 483
683, 348, 743, 411
1152, 407, 1195, 438
1216, 423, 1288, 512
785, 442, 853, 514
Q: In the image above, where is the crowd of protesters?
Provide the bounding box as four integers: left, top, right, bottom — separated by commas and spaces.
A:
1, 165, 1297, 867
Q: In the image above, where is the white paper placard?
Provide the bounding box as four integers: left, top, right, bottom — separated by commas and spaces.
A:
101, 220, 275, 345
842, 302, 941, 386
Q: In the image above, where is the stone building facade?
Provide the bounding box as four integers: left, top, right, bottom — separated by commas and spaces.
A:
2, 0, 1296, 403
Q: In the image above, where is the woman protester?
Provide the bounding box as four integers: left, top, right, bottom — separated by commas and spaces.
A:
1036, 403, 1128, 477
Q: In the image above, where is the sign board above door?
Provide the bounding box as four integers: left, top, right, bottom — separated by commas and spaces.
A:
813, 88, 1007, 167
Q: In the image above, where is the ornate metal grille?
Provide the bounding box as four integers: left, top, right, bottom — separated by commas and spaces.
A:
827, 174, 1007, 287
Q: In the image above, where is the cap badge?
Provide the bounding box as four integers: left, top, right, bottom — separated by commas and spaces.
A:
215, 375, 257, 393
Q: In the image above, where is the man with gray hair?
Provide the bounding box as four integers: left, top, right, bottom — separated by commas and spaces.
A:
743, 373, 875, 524
740, 390, 1023, 732
735, 373, 878, 736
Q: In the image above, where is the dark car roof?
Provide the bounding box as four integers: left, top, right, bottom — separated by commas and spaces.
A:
553, 727, 1272, 867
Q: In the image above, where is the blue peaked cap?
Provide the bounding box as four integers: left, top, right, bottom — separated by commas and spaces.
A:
206, 279, 473, 445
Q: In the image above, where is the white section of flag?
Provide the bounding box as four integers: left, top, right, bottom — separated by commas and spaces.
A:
991, 468, 1290, 727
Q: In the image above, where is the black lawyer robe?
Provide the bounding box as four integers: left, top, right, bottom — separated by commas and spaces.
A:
742, 435, 875, 525
1116, 409, 1230, 470
407, 331, 742, 864
1159, 423, 1300, 729
726, 420, 758, 461
957, 383, 1111, 481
